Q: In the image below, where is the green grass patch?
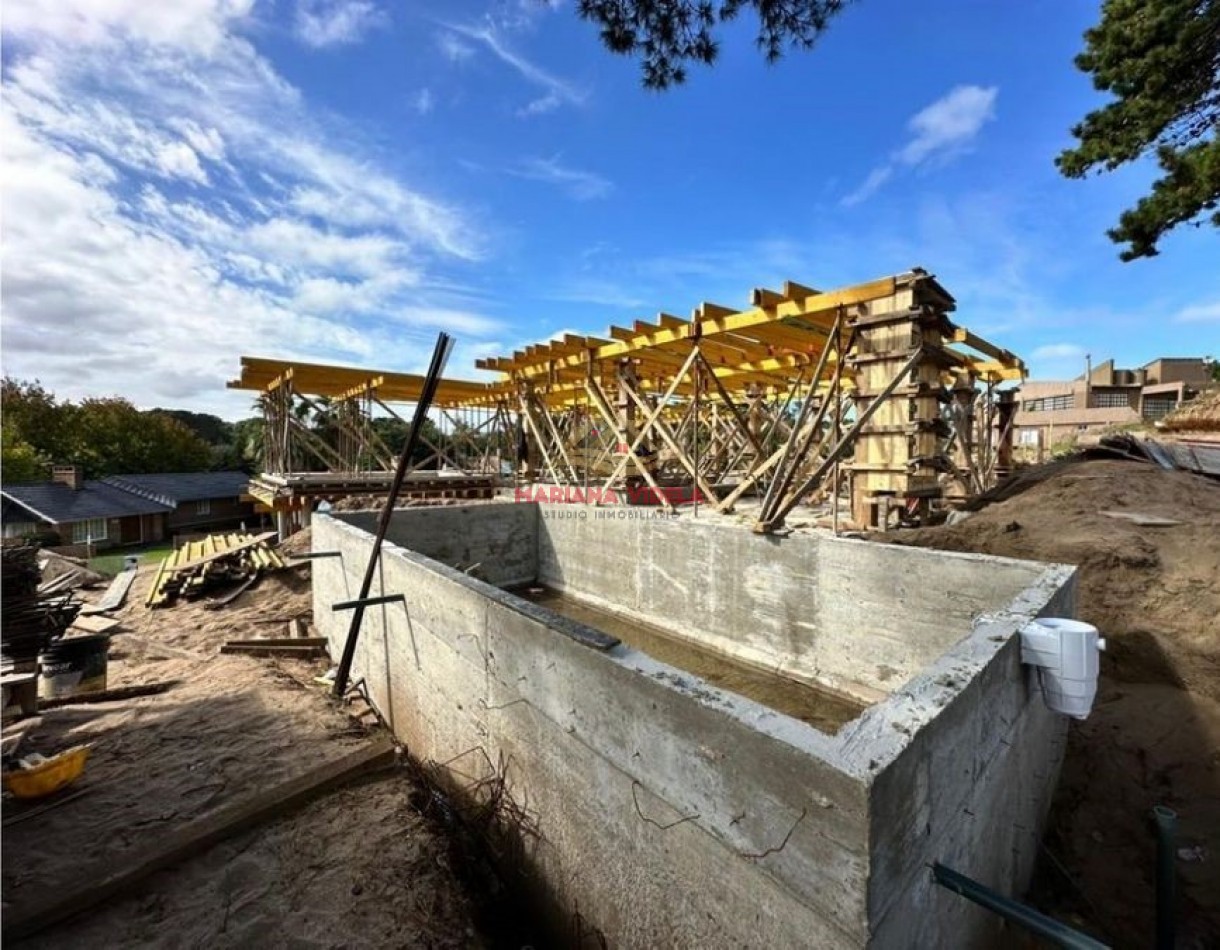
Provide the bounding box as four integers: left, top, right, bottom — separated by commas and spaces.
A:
89, 541, 176, 577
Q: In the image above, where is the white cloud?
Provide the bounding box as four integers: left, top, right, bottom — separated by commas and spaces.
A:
1032, 343, 1087, 360
293, 0, 386, 49
508, 156, 611, 200
2, 0, 256, 56
411, 88, 435, 116
1175, 300, 1220, 323
438, 33, 475, 62
899, 85, 999, 165
154, 140, 209, 183
840, 167, 892, 208
443, 22, 586, 116
0, 0, 497, 417
843, 84, 998, 207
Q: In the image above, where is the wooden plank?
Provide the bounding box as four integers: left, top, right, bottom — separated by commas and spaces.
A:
38, 682, 177, 710
165, 532, 277, 574
80, 568, 137, 614
219, 643, 325, 657
223, 638, 328, 649
67, 616, 121, 635
2, 737, 397, 941
202, 571, 260, 610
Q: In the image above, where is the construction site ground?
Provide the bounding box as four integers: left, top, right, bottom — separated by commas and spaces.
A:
885, 457, 1220, 949
2, 559, 486, 948
3, 456, 1217, 948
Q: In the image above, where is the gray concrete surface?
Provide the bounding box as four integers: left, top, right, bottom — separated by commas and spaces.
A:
312, 503, 1077, 948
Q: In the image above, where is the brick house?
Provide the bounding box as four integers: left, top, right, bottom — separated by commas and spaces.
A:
1, 467, 257, 552
101, 472, 257, 536
1, 466, 172, 552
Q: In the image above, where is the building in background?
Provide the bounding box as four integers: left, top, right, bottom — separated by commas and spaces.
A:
1013, 357, 1211, 453
1, 466, 172, 553
1, 467, 257, 554
102, 472, 256, 537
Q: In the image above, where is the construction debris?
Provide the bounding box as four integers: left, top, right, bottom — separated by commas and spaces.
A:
1089, 432, 1220, 478
145, 532, 287, 608
37, 552, 105, 594
2, 542, 80, 683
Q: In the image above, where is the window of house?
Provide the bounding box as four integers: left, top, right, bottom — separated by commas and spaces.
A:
72, 518, 108, 543
196, 499, 212, 516
1018, 429, 1039, 445
1022, 398, 1045, 412
1047, 394, 1075, 411
1092, 391, 1131, 409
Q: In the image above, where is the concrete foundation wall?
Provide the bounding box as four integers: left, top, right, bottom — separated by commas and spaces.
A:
536, 506, 1050, 697
314, 514, 872, 946
315, 505, 1077, 949
337, 503, 536, 588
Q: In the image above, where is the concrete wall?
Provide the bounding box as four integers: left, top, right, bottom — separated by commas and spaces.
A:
314, 505, 1077, 949
314, 513, 873, 947
337, 503, 536, 588
536, 506, 1050, 699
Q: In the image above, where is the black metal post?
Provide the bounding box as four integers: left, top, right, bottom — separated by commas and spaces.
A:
332, 332, 453, 698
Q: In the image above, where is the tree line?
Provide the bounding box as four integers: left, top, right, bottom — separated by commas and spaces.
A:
1, 378, 264, 482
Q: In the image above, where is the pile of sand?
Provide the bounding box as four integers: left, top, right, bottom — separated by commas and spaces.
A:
885, 458, 1220, 946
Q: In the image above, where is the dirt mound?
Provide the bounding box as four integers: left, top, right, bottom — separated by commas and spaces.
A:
891, 459, 1220, 698
277, 526, 312, 557
884, 458, 1220, 947
1161, 387, 1220, 432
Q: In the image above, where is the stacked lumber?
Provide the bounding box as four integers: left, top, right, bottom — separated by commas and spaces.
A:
145, 532, 286, 608
2, 542, 80, 667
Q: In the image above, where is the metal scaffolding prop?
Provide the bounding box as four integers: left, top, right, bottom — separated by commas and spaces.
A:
228, 267, 1025, 531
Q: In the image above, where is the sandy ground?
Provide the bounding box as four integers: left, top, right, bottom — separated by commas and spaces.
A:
886, 459, 1220, 949
2, 564, 484, 948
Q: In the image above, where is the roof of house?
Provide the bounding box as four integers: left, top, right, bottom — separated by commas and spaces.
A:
101, 472, 251, 505
1, 481, 174, 525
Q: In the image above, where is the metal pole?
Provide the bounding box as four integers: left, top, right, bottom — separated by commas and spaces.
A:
1153, 805, 1177, 950
332, 332, 453, 699
931, 863, 1109, 950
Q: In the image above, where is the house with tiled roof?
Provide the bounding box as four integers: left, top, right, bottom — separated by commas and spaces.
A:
1, 467, 257, 552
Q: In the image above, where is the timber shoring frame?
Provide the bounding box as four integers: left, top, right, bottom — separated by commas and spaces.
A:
227, 267, 1025, 530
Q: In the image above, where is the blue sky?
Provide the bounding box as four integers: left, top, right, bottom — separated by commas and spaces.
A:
2, 0, 1217, 419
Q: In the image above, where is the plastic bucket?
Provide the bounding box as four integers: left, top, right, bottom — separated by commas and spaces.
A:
39, 635, 110, 700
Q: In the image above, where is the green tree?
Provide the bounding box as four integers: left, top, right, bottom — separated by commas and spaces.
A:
228, 417, 265, 472
1, 379, 74, 463
1057, 0, 1220, 259
1, 428, 50, 483
68, 399, 213, 477
577, 0, 851, 88
1, 378, 215, 480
